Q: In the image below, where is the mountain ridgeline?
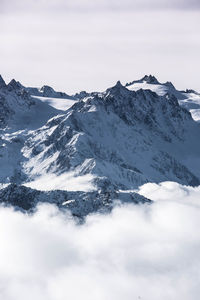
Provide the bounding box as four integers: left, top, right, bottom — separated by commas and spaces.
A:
0, 74, 200, 216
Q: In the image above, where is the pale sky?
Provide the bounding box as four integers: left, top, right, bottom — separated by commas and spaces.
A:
1, 0, 200, 11
0, 0, 200, 93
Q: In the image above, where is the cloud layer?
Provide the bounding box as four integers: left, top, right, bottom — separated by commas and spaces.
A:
0, 182, 200, 300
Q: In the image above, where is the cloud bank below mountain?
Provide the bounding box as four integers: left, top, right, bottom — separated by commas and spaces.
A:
0, 182, 200, 300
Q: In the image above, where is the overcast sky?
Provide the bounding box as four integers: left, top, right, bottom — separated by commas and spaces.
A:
0, 0, 200, 93
1, 0, 200, 11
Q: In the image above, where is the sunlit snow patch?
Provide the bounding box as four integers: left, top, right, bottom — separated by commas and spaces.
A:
126, 82, 168, 96
32, 96, 77, 111
23, 172, 96, 192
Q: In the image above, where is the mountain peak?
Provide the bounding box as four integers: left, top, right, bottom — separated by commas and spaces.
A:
126, 75, 160, 87
40, 85, 54, 92
7, 79, 23, 90
0, 75, 6, 88
106, 80, 127, 91
40, 85, 56, 97
115, 80, 123, 87
164, 81, 175, 89
141, 75, 159, 84
105, 81, 132, 99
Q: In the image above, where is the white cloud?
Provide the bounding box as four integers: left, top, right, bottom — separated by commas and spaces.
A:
136, 181, 200, 203
1, 182, 200, 299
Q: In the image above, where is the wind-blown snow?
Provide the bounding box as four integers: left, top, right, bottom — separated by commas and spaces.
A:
127, 81, 168, 96
24, 172, 96, 192
31, 96, 77, 111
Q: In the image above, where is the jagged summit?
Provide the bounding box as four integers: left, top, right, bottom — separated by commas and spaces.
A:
126, 74, 160, 86
126, 75, 175, 91
40, 85, 55, 96
105, 80, 130, 97
141, 75, 159, 84
164, 81, 175, 89
108, 80, 124, 90
185, 89, 200, 95
74, 90, 89, 99
115, 80, 123, 87
7, 79, 23, 91
0, 75, 6, 88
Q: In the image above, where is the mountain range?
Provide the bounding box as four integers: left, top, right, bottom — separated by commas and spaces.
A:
0, 74, 200, 216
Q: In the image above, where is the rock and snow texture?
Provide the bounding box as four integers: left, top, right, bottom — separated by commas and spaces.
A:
0, 74, 200, 214
0, 80, 60, 131
126, 75, 200, 122
0, 184, 150, 217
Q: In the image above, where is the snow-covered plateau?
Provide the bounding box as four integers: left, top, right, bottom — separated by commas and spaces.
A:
0, 74, 200, 216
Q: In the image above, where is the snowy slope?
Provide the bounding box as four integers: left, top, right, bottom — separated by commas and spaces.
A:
31, 96, 77, 111
179, 91, 200, 122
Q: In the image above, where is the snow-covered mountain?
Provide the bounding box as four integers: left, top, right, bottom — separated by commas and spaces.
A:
126, 75, 200, 122
0, 77, 62, 131
0, 74, 200, 214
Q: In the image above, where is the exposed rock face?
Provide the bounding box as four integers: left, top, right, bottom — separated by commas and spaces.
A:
7, 79, 24, 91
0, 75, 6, 89
0, 184, 151, 216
